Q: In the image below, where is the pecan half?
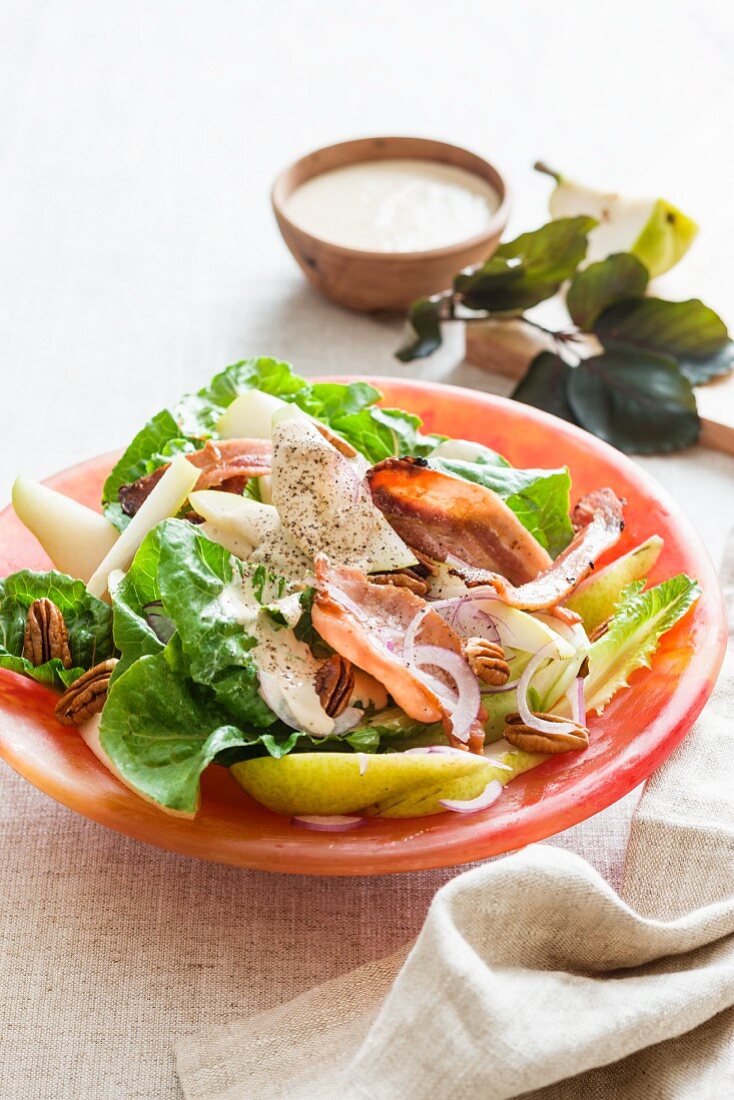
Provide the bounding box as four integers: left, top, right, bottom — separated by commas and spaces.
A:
370, 569, 430, 597
464, 638, 510, 686
503, 712, 589, 754
55, 659, 118, 727
23, 599, 72, 669
314, 654, 355, 717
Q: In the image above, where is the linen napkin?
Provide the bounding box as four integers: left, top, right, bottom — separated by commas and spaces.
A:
176, 569, 734, 1100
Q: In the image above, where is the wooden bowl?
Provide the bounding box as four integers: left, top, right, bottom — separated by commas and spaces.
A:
271, 136, 511, 312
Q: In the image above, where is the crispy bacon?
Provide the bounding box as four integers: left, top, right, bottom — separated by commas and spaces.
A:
118, 438, 272, 518
457, 489, 625, 611
311, 556, 484, 752
367, 458, 552, 585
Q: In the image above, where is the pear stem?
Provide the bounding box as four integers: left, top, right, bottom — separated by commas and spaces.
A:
533, 160, 561, 183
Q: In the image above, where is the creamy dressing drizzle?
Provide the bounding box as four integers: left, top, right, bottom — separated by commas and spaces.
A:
218, 575, 336, 736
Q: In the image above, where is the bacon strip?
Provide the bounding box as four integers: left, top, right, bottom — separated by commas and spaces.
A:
367, 458, 552, 585
118, 438, 272, 517
457, 489, 625, 611
311, 556, 484, 752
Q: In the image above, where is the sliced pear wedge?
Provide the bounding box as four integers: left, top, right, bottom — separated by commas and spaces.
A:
12, 476, 119, 582
537, 163, 698, 277
231, 745, 542, 818
87, 455, 199, 598
565, 535, 664, 631
216, 389, 311, 439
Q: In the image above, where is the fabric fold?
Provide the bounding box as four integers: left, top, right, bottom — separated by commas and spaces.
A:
176, 651, 734, 1100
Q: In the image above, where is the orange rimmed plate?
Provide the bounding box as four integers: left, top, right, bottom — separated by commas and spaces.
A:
0, 378, 726, 875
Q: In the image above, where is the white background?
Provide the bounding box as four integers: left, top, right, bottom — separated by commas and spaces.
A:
1, 3, 733, 1097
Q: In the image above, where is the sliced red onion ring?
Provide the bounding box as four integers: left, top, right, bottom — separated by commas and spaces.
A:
414, 644, 481, 744
481, 675, 521, 695
440, 779, 503, 814
568, 676, 586, 726
426, 594, 501, 643
517, 644, 579, 737
403, 606, 430, 666
291, 815, 365, 832
402, 746, 513, 771
404, 745, 468, 756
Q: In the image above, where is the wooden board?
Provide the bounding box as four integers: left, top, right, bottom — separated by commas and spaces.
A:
466, 320, 734, 457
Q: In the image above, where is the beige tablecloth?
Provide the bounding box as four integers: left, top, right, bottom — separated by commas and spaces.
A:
2, 2, 734, 1097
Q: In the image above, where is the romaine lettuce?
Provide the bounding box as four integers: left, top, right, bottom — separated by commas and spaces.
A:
99, 635, 262, 813
585, 574, 701, 714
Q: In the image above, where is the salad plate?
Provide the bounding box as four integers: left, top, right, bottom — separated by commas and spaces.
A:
0, 375, 726, 875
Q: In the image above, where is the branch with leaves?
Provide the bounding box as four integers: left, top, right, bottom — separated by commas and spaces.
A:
396, 218, 734, 453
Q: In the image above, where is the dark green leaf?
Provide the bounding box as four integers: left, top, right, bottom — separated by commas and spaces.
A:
454, 217, 596, 312
567, 349, 700, 453
511, 352, 577, 424
567, 253, 649, 328
396, 298, 443, 361
430, 458, 573, 557
0, 570, 114, 688
593, 298, 734, 384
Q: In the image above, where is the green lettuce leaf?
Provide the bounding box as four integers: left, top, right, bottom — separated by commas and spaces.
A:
110, 527, 166, 676
585, 574, 701, 714
99, 635, 263, 814
0, 570, 114, 688
154, 520, 275, 729
430, 457, 573, 557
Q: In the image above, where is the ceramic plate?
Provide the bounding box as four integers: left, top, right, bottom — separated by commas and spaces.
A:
0, 378, 726, 874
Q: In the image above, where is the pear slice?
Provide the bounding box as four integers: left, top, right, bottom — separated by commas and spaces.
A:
231, 748, 532, 819
189, 490, 279, 547
564, 535, 664, 631
536, 163, 698, 277
270, 418, 417, 574
12, 476, 119, 582
216, 389, 310, 439
86, 454, 199, 598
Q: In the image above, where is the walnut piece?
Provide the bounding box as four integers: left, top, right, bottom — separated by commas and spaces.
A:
464, 637, 510, 686
314, 654, 355, 718
55, 659, 119, 727
23, 599, 73, 669
503, 712, 589, 754
370, 569, 430, 597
